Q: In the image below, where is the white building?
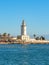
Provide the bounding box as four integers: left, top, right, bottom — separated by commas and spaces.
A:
17, 20, 29, 42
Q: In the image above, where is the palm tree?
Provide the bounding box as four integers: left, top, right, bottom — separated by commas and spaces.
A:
35, 37, 40, 40
8, 33, 10, 37
3, 33, 7, 37
2, 33, 7, 42
40, 36, 45, 40
33, 34, 36, 39
0, 33, 1, 38
7, 33, 10, 42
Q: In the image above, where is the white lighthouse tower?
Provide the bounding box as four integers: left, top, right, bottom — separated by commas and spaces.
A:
21, 20, 26, 35
17, 20, 29, 42
21, 20, 29, 41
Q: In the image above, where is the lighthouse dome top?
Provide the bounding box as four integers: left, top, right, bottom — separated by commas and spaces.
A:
22, 20, 26, 25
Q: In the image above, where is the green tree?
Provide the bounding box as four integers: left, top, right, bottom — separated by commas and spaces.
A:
33, 34, 36, 39
0, 33, 1, 38
40, 36, 45, 40
2, 33, 7, 41
3, 33, 7, 37
35, 37, 40, 40
8, 33, 10, 37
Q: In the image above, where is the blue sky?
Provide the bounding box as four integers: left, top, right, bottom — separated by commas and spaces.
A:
0, 0, 49, 36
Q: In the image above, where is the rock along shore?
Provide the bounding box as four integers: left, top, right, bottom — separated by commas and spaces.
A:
0, 40, 49, 44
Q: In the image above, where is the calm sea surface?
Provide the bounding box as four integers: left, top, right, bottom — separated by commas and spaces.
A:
0, 43, 49, 65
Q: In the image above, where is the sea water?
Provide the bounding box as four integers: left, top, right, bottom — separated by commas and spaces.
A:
0, 44, 49, 65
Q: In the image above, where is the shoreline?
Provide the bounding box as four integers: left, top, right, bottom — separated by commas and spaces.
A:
0, 40, 49, 44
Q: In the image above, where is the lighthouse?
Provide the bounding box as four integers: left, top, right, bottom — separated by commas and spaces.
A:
17, 20, 29, 41
21, 20, 26, 35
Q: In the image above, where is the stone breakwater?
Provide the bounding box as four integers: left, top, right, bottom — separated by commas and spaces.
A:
0, 40, 49, 44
